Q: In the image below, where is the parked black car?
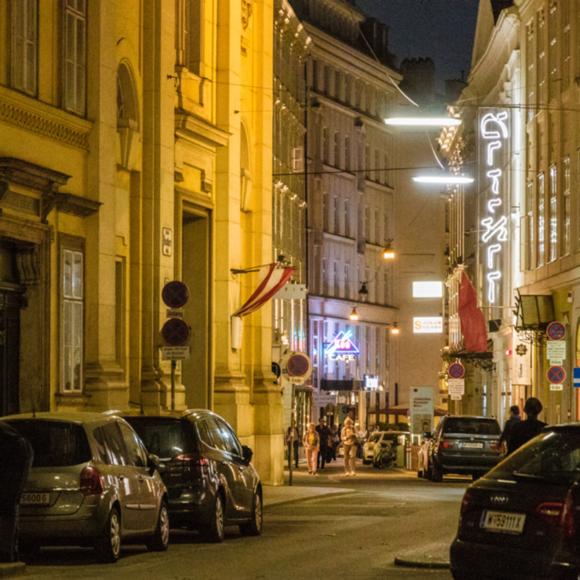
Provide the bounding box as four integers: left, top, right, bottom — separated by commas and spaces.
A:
419, 416, 502, 482
451, 424, 580, 580
124, 410, 262, 543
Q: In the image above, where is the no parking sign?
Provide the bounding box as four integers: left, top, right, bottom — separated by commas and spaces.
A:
547, 365, 566, 385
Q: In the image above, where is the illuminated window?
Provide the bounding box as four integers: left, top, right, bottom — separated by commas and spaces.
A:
413, 281, 443, 298
537, 172, 545, 266
563, 157, 571, 254
180, 0, 202, 74
537, 9, 546, 102
562, 0, 571, 87
549, 165, 558, 261
548, 1, 559, 98
526, 22, 536, 121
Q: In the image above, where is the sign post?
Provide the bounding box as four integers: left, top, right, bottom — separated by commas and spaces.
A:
160, 281, 191, 411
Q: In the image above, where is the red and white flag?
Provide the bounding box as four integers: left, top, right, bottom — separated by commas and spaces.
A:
458, 272, 488, 352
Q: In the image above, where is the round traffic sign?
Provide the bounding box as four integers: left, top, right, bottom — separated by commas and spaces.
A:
161, 318, 190, 346
162, 281, 190, 309
547, 365, 567, 385
546, 321, 566, 341
287, 353, 311, 377
448, 362, 465, 379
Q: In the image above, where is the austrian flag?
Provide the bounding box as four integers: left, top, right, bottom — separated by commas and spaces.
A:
458, 272, 488, 353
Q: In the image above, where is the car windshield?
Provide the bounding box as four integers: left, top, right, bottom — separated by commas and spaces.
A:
125, 418, 195, 460
443, 418, 500, 436
369, 433, 382, 443
8, 420, 91, 467
488, 430, 580, 484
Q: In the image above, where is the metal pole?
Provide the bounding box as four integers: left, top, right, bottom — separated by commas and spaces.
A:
171, 359, 177, 411
289, 383, 296, 486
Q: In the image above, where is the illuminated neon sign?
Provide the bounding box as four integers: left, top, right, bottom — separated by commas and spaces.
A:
480, 110, 509, 304
325, 330, 360, 361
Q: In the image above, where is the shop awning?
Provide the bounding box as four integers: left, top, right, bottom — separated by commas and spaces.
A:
233, 263, 294, 318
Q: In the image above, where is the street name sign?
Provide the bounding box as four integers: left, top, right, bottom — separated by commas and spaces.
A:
573, 367, 580, 388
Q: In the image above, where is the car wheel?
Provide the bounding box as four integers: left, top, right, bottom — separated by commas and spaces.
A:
95, 506, 122, 563
202, 493, 225, 543
240, 491, 263, 536
430, 463, 443, 482
147, 501, 170, 552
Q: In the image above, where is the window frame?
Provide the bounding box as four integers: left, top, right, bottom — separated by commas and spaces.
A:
60, 236, 85, 394
9, 0, 39, 96
62, 0, 87, 116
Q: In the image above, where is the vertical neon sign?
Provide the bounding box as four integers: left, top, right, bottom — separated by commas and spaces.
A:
480, 110, 509, 305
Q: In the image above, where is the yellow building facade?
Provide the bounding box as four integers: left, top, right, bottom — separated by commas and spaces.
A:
0, 0, 283, 484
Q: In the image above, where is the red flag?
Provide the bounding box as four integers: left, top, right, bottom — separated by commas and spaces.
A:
458, 272, 488, 352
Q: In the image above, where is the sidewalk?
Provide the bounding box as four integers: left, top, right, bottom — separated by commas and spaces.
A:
393, 540, 451, 570
0, 563, 25, 578
263, 483, 354, 507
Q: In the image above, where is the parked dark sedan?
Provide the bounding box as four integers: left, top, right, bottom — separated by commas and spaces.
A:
451, 424, 580, 580
420, 415, 502, 482
124, 410, 262, 543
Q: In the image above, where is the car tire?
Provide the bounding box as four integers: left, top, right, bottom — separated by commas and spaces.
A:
202, 493, 225, 543
430, 463, 443, 482
147, 501, 170, 552
240, 491, 263, 536
95, 506, 122, 563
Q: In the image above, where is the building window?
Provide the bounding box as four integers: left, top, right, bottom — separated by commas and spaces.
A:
548, 1, 559, 99
537, 172, 545, 267
10, 0, 38, 95
333, 261, 339, 296
563, 156, 571, 254
322, 257, 328, 294
537, 8, 546, 103
333, 132, 341, 167
561, 0, 571, 88
61, 246, 84, 392
549, 165, 558, 261
344, 136, 351, 171
181, 0, 202, 74
322, 191, 329, 231
322, 127, 329, 163
374, 150, 380, 183
344, 198, 350, 237
374, 208, 380, 244
526, 180, 535, 269
333, 196, 340, 234
526, 21, 536, 121
344, 263, 350, 299
365, 144, 371, 179
115, 258, 125, 366
63, 0, 87, 116
364, 206, 370, 241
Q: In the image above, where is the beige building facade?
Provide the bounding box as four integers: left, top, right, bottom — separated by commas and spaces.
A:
0, 0, 285, 484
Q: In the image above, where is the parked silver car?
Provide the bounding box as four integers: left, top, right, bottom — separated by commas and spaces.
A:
2, 412, 169, 562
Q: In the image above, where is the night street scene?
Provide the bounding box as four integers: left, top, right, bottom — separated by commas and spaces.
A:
0, 0, 578, 579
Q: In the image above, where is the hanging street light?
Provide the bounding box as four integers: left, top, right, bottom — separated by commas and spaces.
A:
384, 117, 462, 128
412, 175, 474, 185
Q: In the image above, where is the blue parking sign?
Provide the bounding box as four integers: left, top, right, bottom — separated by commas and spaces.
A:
574, 367, 580, 388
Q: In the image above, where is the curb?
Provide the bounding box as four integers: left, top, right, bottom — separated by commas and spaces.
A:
394, 556, 450, 570
0, 563, 26, 577
264, 489, 355, 508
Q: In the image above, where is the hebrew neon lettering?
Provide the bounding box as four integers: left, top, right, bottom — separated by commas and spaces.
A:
487, 198, 502, 213
480, 111, 509, 139
481, 216, 508, 243
486, 169, 502, 194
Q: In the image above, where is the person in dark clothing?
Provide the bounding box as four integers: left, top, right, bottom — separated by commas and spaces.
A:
316, 418, 330, 470
507, 397, 546, 455
0, 421, 33, 563
499, 405, 521, 452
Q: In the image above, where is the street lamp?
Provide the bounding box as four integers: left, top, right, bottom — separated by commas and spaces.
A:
387, 322, 400, 336
384, 117, 462, 128
412, 175, 474, 185
382, 245, 396, 261
349, 307, 360, 321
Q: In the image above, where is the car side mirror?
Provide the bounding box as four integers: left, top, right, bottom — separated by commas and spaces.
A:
148, 453, 164, 475
242, 445, 253, 464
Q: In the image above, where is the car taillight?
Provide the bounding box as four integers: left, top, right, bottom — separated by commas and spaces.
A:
536, 501, 564, 521
80, 466, 104, 495
460, 489, 475, 517
439, 439, 454, 451
561, 492, 576, 538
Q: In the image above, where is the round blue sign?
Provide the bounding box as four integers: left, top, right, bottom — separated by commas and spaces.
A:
547, 365, 566, 384
448, 362, 465, 379
546, 321, 566, 341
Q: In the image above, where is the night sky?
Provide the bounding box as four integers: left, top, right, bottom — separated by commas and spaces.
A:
355, 0, 479, 84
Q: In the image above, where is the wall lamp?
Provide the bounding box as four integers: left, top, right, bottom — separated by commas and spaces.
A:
349, 307, 360, 321
386, 322, 400, 336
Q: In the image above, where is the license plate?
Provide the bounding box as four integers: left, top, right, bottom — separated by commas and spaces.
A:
20, 492, 51, 506
481, 510, 526, 534
463, 442, 483, 449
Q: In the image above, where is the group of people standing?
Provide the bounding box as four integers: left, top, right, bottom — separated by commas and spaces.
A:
285, 410, 358, 477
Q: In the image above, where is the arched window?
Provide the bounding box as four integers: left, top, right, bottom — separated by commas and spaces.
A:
117, 62, 139, 169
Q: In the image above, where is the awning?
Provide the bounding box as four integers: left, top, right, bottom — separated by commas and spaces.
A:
233, 263, 294, 318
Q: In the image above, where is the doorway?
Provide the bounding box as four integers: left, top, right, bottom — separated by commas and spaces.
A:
181, 211, 210, 409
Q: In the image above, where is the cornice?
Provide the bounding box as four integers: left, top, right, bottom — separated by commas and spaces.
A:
175, 110, 230, 149
0, 86, 92, 150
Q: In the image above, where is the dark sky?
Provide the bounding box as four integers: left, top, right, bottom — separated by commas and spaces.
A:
355, 0, 479, 83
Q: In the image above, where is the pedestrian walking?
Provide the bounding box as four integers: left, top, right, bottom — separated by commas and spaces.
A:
0, 421, 33, 563
341, 411, 357, 476
499, 405, 520, 453
315, 418, 330, 470
507, 397, 546, 454
303, 423, 320, 475
285, 425, 300, 469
